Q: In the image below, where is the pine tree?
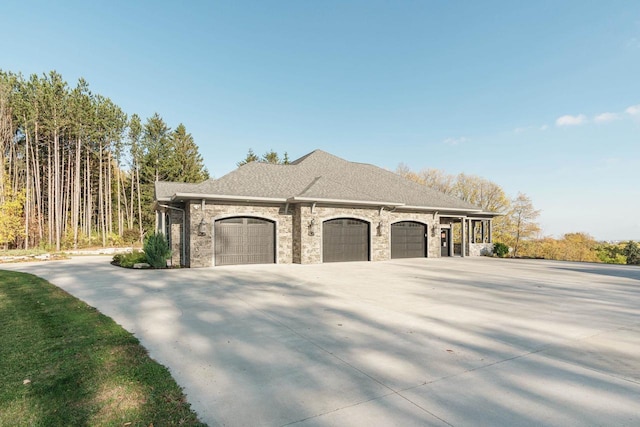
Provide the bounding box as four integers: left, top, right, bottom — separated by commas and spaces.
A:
237, 148, 259, 166
171, 123, 209, 182
624, 241, 640, 265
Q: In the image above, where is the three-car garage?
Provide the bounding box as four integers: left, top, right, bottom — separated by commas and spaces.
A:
214, 216, 429, 265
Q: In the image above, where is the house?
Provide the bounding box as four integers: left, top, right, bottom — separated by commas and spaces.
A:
154, 150, 496, 267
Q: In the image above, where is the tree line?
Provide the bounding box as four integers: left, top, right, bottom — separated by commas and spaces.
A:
517, 233, 639, 265
396, 163, 540, 257
394, 163, 639, 266
0, 70, 208, 250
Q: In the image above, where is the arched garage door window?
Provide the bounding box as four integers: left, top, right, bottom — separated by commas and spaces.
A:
215, 217, 275, 266
323, 218, 369, 263
391, 221, 427, 259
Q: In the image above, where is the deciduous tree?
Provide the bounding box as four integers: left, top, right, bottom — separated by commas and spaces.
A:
0, 190, 25, 249
509, 193, 540, 257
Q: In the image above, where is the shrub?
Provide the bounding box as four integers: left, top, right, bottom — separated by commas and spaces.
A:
112, 250, 147, 268
144, 232, 171, 268
107, 233, 124, 247
624, 240, 640, 265
493, 242, 510, 258
122, 228, 140, 245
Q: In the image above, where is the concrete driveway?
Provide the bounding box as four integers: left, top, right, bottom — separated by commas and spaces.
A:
2, 257, 639, 426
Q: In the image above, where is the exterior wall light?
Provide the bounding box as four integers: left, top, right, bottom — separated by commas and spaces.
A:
198, 218, 207, 236
431, 223, 438, 237
308, 218, 316, 236
377, 221, 383, 236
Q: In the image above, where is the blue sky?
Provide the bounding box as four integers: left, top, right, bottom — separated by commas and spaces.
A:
3, 1, 639, 240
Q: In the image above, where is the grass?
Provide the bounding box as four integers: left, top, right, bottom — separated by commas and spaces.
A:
0, 270, 206, 426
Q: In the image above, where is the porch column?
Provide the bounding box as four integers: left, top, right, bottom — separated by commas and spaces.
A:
449, 227, 454, 256
488, 220, 492, 243
471, 220, 476, 243
481, 220, 486, 243
461, 217, 466, 257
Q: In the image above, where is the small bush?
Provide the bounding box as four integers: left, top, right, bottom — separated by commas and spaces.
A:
144, 232, 171, 268
493, 242, 510, 258
107, 233, 123, 247
122, 228, 140, 245
112, 250, 147, 268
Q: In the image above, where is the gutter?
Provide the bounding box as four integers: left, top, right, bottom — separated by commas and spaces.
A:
158, 204, 186, 266
287, 196, 404, 207
171, 193, 287, 203
401, 205, 483, 214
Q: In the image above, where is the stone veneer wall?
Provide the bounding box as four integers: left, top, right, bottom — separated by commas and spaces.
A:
292, 205, 302, 264
180, 201, 442, 267
188, 201, 293, 268
469, 242, 493, 257
296, 204, 439, 264
168, 209, 183, 267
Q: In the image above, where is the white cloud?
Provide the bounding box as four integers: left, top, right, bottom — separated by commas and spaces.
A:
625, 104, 640, 116
443, 137, 468, 146
539, 124, 549, 131
594, 112, 620, 123
513, 127, 528, 134
556, 114, 587, 126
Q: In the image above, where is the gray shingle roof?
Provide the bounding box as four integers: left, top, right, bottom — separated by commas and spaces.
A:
155, 150, 483, 212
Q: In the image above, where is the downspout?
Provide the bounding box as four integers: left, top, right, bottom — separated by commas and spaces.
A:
158, 204, 186, 267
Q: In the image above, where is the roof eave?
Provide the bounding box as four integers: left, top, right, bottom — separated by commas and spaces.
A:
400, 205, 483, 214
288, 196, 404, 207
171, 193, 288, 203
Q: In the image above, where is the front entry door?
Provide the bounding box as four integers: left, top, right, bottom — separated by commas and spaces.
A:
440, 228, 450, 257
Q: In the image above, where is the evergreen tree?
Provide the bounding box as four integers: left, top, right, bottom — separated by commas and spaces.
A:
262, 149, 280, 164
624, 241, 640, 265
141, 113, 172, 183
237, 148, 291, 166
171, 123, 209, 182
237, 148, 259, 166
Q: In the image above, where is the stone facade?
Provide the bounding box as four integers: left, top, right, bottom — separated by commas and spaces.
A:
469, 242, 494, 257
160, 201, 453, 267
167, 209, 183, 267
295, 204, 438, 264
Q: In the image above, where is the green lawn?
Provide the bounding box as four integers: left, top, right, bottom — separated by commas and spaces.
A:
0, 270, 206, 426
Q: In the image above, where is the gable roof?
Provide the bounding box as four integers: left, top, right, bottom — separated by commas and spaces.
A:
155, 149, 488, 214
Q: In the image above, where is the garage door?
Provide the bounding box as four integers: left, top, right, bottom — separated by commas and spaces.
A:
323, 218, 369, 263
391, 221, 427, 259
214, 217, 275, 266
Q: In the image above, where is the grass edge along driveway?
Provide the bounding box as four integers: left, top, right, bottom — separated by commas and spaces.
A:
0, 269, 205, 427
